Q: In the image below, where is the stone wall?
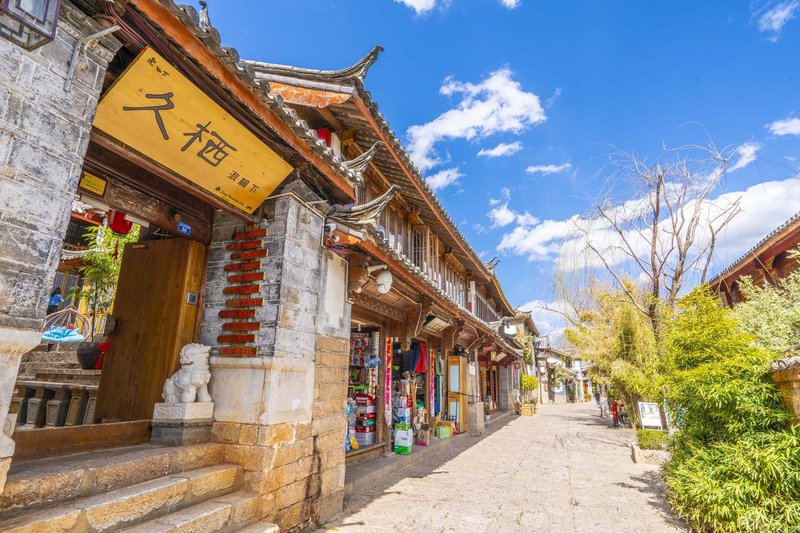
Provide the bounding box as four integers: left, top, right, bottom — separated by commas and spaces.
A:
202, 185, 350, 530
0, 2, 120, 494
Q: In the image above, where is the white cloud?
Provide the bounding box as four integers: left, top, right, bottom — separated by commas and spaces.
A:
518, 298, 569, 336
729, 142, 761, 172
406, 68, 546, 171
501, 0, 521, 8
395, 0, 437, 14
544, 87, 562, 108
478, 141, 523, 158
489, 204, 517, 227
425, 167, 462, 191
757, 0, 799, 38
767, 116, 800, 136
494, 176, 800, 284
526, 162, 572, 175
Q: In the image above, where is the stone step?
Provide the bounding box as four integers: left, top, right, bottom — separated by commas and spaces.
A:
235, 520, 281, 532
120, 490, 263, 533
0, 464, 240, 532
0, 442, 224, 513
21, 351, 79, 364
20, 361, 81, 373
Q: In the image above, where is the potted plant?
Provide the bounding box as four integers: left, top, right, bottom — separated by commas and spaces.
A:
69, 224, 138, 369
520, 400, 536, 416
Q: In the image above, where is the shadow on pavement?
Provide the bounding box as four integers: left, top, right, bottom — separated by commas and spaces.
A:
617, 470, 688, 531
318, 415, 517, 531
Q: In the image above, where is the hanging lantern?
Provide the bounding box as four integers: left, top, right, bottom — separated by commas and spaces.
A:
0, 0, 62, 51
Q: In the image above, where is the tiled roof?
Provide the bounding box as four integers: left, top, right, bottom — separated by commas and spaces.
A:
241, 48, 497, 283
149, 1, 364, 188
709, 210, 800, 285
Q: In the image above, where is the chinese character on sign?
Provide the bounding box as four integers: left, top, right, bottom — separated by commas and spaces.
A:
237, 178, 249, 188
181, 121, 238, 167
227, 171, 240, 181
122, 92, 175, 140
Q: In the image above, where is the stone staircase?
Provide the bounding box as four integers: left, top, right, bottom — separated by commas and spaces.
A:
0, 443, 278, 532
18, 343, 101, 386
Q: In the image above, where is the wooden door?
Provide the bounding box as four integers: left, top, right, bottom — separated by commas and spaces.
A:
95, 237, 206, 422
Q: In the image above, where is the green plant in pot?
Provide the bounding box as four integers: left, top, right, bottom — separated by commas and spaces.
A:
69, 224, 138, 369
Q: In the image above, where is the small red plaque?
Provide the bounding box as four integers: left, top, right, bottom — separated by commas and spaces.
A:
219, 309, 256, 319
226, 241, 263, 251
231, 249, 268, 260
227, 272, 265, 284
226, 298, 263, 308
222, 322, 261, 331
223, 284, 260, 295
217, 334, 255, 344
219, 346, 258, 357
224, 261, 261, 272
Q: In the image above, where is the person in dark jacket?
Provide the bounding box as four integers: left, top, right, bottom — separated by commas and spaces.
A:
47, 288, 64, 315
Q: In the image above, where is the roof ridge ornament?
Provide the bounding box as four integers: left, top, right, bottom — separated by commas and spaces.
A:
343, 142, 383, 174
485, 257, 499, 273
327, 184, 399, 235
198, 1, 211, 31
242, 45, 384, 83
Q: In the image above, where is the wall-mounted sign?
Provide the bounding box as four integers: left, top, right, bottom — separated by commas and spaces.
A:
177, 221, 192, 235
93, 47, 293, 214
78, 172, 107, 196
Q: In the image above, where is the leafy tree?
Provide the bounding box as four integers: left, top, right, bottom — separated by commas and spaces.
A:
734, 250, 800, 351
69, 225, 139, 340
565, 281, 659, 419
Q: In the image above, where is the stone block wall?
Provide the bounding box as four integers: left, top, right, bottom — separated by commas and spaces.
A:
310, 335, 349, 525
202, 184, 350, 531
0, 2, 120, 494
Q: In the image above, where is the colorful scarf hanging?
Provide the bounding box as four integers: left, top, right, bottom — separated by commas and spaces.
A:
429, 347, 435, 416
385, 336, 393, 427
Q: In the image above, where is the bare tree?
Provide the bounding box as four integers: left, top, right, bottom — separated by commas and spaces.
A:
568, 143, 743, 338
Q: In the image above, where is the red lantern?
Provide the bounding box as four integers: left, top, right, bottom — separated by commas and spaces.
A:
108, 209, 133, 235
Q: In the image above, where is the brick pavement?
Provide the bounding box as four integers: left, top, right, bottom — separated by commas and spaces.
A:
317, 402, 686, 532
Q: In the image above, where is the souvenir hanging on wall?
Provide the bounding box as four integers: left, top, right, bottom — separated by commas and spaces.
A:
429, 347, 435, 417
350, 333, 369, 365
385, 337, 393, 427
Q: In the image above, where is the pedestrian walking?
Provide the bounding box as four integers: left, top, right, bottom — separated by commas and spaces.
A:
47, 288, 64, 315
594, 390, 600, 405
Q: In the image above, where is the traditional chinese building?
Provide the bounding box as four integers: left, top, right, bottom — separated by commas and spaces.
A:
709, 211, 800, 307
242, 48, 526, 466
0, 1, 532, 530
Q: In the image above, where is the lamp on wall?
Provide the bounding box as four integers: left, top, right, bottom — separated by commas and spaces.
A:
0, 0, 62, 51
367, 264, 393, 294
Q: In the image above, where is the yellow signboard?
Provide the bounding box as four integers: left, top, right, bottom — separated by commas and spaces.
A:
79, 171, 107, 196
93, 47, 293, 214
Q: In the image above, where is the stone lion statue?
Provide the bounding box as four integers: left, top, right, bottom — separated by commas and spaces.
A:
162, 344, 212, 404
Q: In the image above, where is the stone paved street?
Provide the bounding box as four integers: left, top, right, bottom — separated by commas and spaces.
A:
319, 403, 686, 532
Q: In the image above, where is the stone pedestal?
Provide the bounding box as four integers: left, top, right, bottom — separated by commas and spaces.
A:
468, 401, 485, 436
151, 402, 214, 446
770, 358, 800, 423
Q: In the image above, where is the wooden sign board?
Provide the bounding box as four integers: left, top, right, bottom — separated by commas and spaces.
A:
93, 47, 293, 214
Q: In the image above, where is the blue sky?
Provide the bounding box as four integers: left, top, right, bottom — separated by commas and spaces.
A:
209, 1, 800, 334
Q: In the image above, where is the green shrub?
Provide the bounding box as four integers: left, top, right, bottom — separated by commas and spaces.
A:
520, 374, 538, 393
665, 429, 800, 532
636, 429, 670, 450
661, 287, 796, 532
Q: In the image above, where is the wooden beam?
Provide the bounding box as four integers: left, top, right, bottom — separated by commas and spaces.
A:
12, 420, 151, 460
